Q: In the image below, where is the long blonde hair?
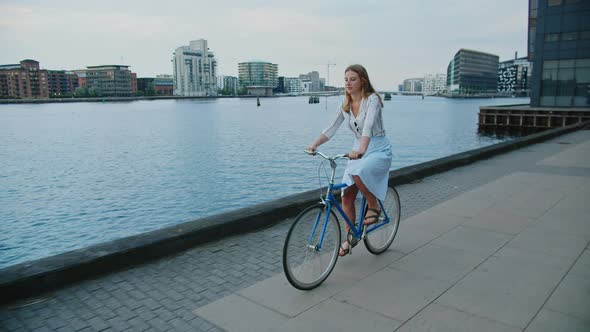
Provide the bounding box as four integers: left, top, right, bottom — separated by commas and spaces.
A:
342, 64, 383, 113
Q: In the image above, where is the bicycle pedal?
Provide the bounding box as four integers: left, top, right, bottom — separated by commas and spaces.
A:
347, 230, 360, 247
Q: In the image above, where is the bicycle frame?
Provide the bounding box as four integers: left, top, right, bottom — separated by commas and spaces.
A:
307, 151, 392, 250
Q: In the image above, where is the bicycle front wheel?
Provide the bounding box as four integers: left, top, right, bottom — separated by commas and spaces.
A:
364, 186, 401, 254
283, 205, 341, 290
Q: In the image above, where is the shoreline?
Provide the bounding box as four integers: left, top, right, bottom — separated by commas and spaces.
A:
0, 93, 523, 105
0, 95, 270, 104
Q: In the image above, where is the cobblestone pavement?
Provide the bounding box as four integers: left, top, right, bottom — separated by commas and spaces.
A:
1, 132, 585, 332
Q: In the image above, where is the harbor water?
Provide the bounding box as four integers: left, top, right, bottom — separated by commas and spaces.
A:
0, 95, 529, 268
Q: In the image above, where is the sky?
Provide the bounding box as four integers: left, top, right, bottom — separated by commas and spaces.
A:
0, 0, 529, 90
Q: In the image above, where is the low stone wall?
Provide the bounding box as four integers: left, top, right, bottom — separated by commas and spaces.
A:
0, 121, 587, 304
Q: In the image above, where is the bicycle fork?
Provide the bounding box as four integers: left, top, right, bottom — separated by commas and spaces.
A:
307, 204, 333, 252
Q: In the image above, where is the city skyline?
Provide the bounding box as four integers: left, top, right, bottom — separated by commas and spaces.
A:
0, 0, 528, 89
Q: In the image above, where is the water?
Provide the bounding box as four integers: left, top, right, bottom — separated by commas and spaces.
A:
0, 96, 528, 268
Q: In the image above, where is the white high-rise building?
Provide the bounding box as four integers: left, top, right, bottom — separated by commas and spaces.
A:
216, 76, 224, 90
217, 75, 239, 95
403, 78, 423, 93
172, 39, 217, 96
301, 80, 312, 93
284, 77, 303, 95
422, 73, 447, 95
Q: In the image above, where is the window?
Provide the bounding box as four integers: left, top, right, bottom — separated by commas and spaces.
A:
575, 67, 590, 83
541, 59, 590, 107
562, 32, 577, 41
548, 0, 562, 5
530, 0, 539, 18
544, 60, 559, 69
545, 34, 560, 42
559, 59, 575, 68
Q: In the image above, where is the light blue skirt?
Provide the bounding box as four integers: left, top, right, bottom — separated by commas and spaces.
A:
342, 136, 393, 201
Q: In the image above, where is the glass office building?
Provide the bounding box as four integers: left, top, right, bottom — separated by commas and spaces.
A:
447, 49, 500, 95
85, 65, 133, 97
238, 61, 278, 96
529, 0, 590, 107
238, 61, 278, 88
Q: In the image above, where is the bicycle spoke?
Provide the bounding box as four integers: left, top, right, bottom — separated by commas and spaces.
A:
364, 187, 401, 254
283, 205, 340, 290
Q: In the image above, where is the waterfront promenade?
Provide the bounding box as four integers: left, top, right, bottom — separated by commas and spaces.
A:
1, 129, 589, 331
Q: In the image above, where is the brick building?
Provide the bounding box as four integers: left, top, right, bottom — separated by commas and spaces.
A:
47, 70, 79, 97
154, 74, 173, 95
0, 59, 49, 98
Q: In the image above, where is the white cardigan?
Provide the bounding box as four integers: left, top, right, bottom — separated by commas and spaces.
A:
321, 93, 386, 140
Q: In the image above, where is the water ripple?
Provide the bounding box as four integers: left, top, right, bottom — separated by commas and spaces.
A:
0, 96, 526, 268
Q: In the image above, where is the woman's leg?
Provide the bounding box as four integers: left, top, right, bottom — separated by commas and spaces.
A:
351, 175, 380, 224
341, 185, 359, 227
340, 185, 359, 255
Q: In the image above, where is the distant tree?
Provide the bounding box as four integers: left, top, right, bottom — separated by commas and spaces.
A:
218, 87, 235, 96
56, 93, 72, 98
75, 87, 100, 97
237, 87, 248, 96
146, 86, 156, 96
73, 87, 88, 97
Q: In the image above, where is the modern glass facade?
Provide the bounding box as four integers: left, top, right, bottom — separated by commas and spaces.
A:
446, 49, 499, 94
529, 0, 590, 107
238, 61, 278, 88
86, 65, 133, 97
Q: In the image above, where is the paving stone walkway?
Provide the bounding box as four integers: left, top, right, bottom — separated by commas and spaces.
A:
1, 130, 588, 331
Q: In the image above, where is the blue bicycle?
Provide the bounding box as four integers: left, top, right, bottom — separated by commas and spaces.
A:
283, 150, 401, 290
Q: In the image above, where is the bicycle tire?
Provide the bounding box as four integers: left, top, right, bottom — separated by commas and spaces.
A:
364, 186, 401, 254
283, 204, 341, 290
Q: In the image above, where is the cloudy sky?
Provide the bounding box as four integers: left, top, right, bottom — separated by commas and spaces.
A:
0, 0, 529, 89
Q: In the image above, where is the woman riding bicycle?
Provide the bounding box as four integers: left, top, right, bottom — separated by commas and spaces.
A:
307, 64, 393, 257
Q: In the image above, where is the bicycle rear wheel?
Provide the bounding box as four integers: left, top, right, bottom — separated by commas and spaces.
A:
283, 205, 341, 290
364, 186, 401, 254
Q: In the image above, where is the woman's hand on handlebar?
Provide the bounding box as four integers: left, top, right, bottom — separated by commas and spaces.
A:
348, 150, 363, 160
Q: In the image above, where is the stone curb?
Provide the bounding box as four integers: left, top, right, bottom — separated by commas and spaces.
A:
1, 121, 587, 304
387, 121, 588, 186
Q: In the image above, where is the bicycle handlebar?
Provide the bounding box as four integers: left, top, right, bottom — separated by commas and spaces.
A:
304, 150, 349, 160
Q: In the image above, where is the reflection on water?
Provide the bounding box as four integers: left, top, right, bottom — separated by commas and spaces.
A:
477, 127, 549, 138
0, 96, 529, 268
